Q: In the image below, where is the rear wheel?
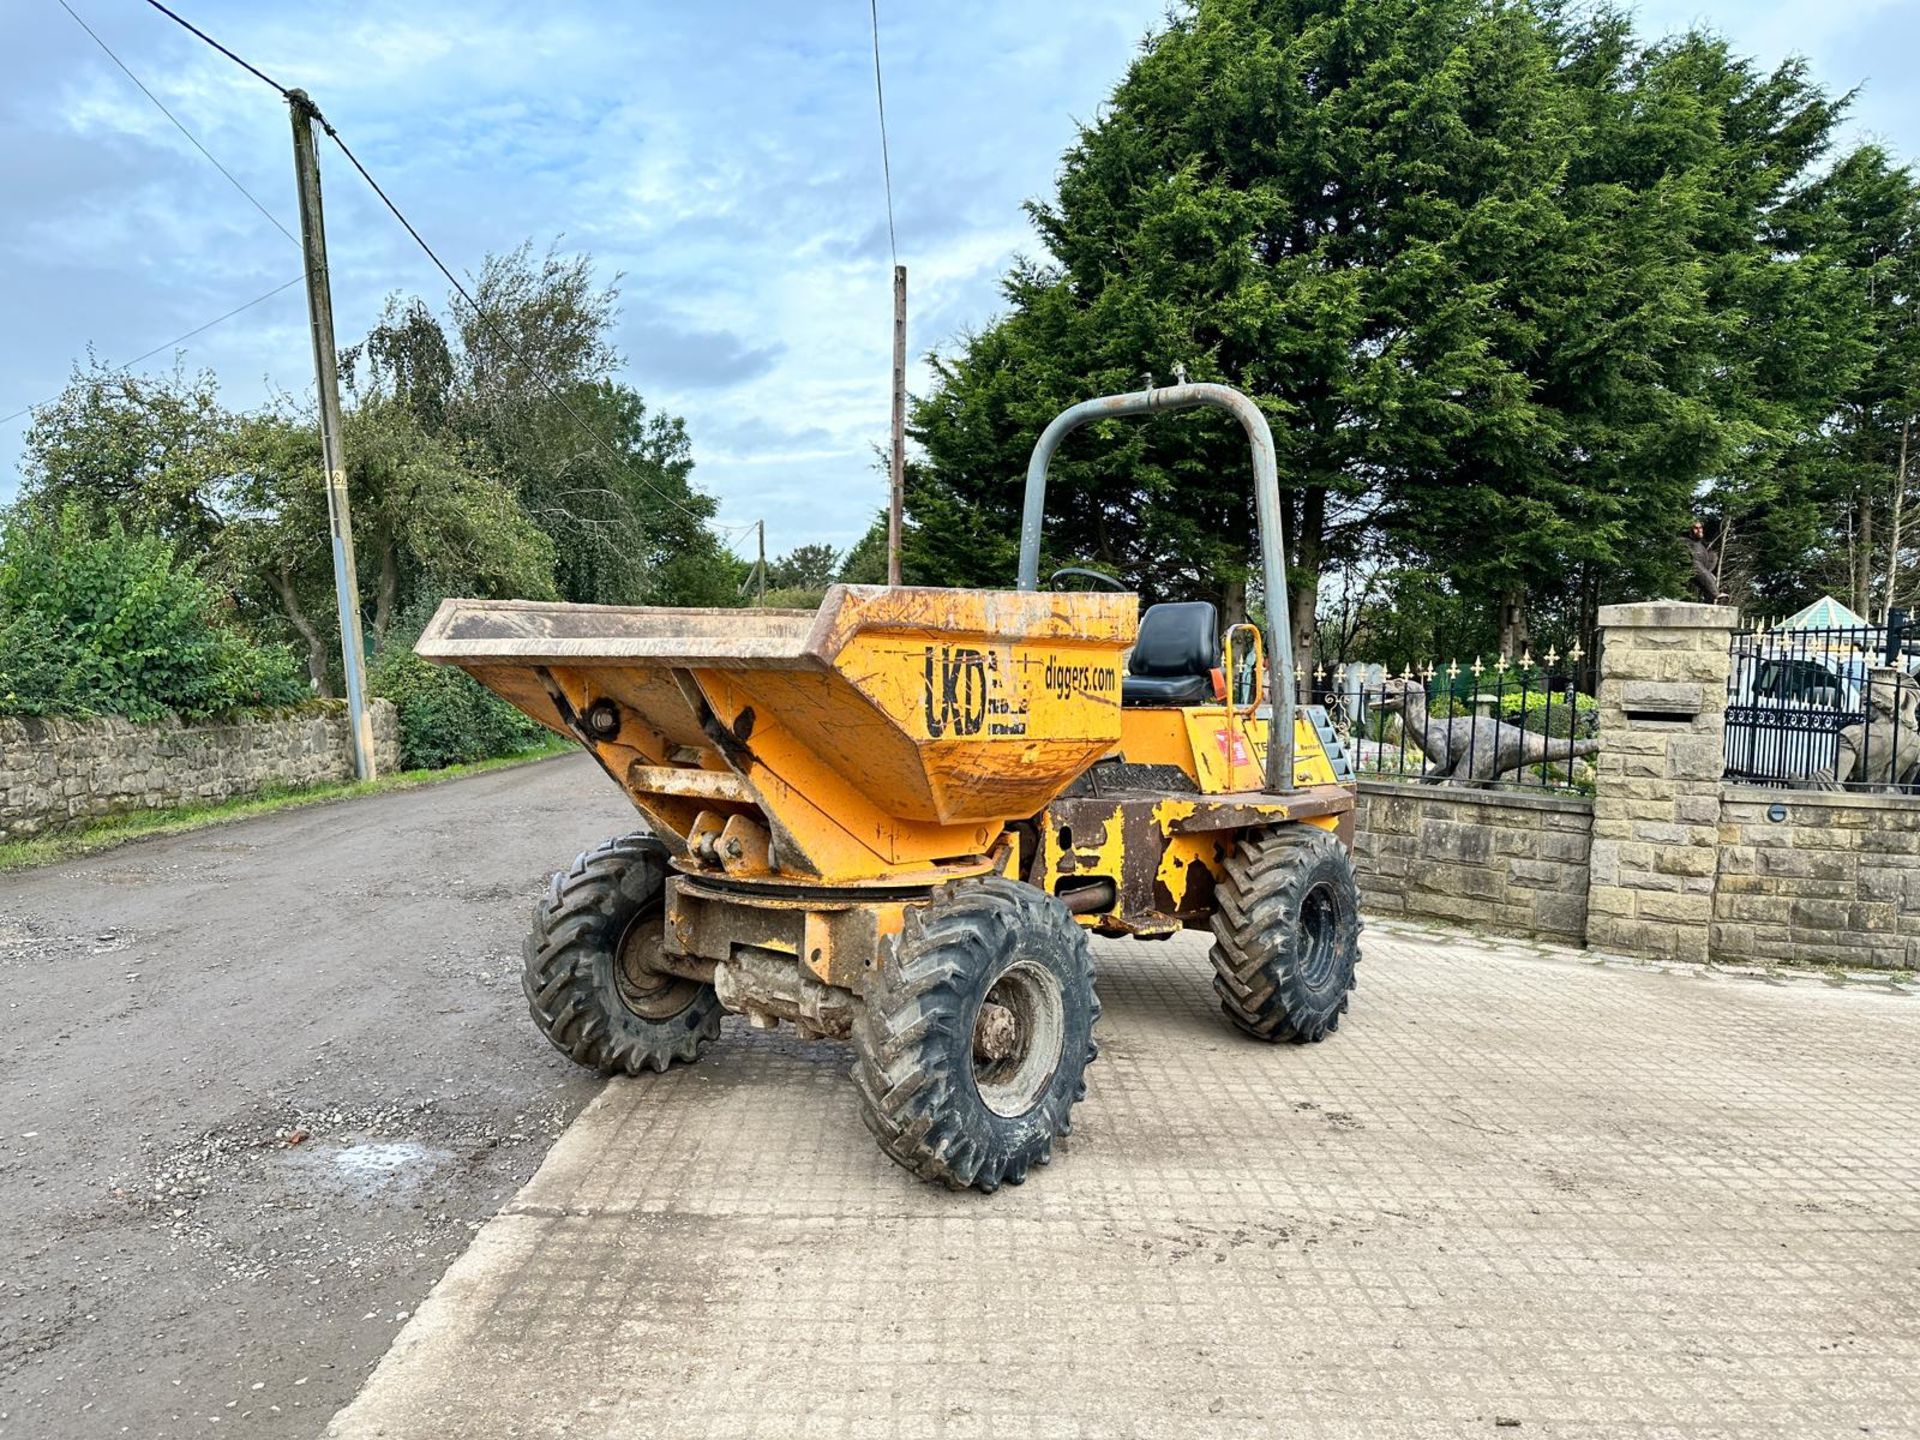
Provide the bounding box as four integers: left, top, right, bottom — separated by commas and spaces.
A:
852, 877, 1098, 1192
523, 834, 723, 1074
1210, 826, 1361, 1042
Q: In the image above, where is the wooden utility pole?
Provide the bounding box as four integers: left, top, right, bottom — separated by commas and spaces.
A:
756, 518, 767, 606
288, 89, 374, 780
888, 264, 906, 586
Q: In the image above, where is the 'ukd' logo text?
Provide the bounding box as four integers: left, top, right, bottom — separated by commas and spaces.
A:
923, 646, 988, 737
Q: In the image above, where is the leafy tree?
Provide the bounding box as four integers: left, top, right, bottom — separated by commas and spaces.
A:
21, 360, 231, 551
0, 506, 304, 720
431, 246, 736, 608
907, 0, 1879, 659
768, 542, 840, 590
221, 403, 556, 691
911, 0, 1581, 666
1749, 145, 1920, 617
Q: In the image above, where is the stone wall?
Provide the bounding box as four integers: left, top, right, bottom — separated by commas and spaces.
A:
1713, 787, 1920, 970
1353, 781, 1593, 945
0, 700, 401, 841
1348, 598, 1919, 970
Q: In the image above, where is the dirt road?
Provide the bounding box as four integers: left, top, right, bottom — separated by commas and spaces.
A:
0, 755, 626, 1439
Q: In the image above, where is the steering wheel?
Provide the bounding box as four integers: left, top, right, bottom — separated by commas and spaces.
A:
1048, 566, 1129, 592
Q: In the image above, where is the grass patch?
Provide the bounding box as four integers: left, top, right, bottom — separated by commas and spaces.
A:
0, 736, 575, 874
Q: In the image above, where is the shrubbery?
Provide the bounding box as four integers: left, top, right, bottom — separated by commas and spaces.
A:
0, 508, 306, 720
369, 602, 547, 769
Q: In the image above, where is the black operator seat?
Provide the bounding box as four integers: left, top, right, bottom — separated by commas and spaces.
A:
1121, 601, 1219, 707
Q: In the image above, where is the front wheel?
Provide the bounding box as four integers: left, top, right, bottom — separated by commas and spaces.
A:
852, 877, 1098, 1192
1209, 826, 1361, 1042
523, 834, 723, 1074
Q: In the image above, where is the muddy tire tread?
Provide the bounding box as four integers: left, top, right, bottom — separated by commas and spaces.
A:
852, 876, 1097, 1193
1208, 826, 1361, 1043
523, 833, 722, 1075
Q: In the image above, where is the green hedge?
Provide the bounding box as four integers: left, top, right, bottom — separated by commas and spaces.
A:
0, 508, 305, 720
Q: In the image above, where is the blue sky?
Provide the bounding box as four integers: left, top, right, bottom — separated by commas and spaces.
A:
2, 1, 1917, 561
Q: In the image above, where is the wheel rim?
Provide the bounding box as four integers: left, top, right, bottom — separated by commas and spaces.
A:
1298, 879, 1343, 989
971, 959, 1066, 1119
614, 913, 701, 1021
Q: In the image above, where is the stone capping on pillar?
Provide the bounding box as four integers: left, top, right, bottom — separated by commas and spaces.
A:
1585, 599, 1740, 964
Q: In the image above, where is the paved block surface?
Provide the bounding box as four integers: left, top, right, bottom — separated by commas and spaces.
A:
327, 926, 1920, 1439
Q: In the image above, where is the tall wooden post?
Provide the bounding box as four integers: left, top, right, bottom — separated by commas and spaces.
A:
756, 519, 767, 606
888, 265, 906, 586
288, 89, 374, 779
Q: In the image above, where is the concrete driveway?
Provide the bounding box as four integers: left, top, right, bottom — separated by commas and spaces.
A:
326, 918, 1920, 1438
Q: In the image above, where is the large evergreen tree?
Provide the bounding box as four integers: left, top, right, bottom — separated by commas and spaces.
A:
909, 0, 1872, 665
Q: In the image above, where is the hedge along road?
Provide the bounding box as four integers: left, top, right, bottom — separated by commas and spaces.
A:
0, 753, 630, 1440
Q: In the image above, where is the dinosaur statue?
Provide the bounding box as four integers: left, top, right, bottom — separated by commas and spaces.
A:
1821, 668, 1920, 791
1373, 674, 1600, 785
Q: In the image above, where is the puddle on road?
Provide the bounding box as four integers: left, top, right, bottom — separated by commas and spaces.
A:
282, 1138, 453, 1202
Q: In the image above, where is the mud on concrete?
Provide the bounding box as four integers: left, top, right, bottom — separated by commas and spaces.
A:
0, 755, 626, 1439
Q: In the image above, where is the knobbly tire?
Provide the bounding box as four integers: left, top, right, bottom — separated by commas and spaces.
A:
523, 834, 723, 1074
852, 876, 1098, 1193
1210, 825, 1362, 1042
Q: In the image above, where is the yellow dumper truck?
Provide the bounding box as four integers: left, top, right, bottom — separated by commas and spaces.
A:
419, 382, 1361, 1191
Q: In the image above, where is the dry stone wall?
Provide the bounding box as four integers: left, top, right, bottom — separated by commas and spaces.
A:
0, 700, 401, 841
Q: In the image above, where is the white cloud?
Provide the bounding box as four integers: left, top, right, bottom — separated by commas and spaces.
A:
8, 0, 1916, 563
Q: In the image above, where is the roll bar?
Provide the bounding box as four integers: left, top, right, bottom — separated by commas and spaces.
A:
1015, 382, 1295, 794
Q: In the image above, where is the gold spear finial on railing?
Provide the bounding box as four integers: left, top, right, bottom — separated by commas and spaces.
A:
1422, 661, 1437, 681
1569, 640, 1584, 666
1334, 663, 1348, 685
1446, 658, 1460, 681
1470, 656, 1484, 678
1545, 645, 1559, 669
1313, 663, 1326, 684
1520, 647, 1533, 671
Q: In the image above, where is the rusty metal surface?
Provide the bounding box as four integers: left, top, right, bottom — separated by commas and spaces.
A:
662, 875, 909, 993
621, 764, 749, 802
1157, 785, 1354, 834
711, 947, 858, 1041
417, 597, 821, 668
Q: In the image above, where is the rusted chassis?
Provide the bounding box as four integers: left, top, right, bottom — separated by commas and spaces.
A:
652, 783, 1353, 1038
1033, 785, 1353, 939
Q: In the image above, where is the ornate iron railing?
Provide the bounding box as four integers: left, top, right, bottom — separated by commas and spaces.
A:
1724, 612, 1919, 792
1317, 652, 1596, 794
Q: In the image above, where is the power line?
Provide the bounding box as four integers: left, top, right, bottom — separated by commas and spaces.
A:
55, 0, 297, 247
313, 116, 715, 527
0, 274, 306, 427
109, 0, 718, 528
138, 0, 287, 96
867, 0, 899, 267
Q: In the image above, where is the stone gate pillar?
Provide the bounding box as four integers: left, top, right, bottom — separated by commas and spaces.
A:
1585, 601, 1739, 962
